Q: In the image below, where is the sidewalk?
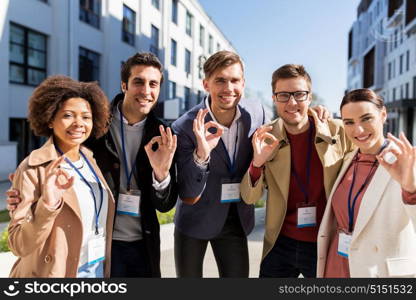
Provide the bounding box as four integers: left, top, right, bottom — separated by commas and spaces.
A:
0, 208, 265, 278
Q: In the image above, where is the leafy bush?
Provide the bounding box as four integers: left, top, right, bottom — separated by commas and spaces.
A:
0, 228, 9, 253
254, 198, 265, 208
157, 208, 176, 225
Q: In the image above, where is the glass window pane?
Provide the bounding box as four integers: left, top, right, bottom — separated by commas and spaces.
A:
9, 64, 24, 83
10, 25, 24, 44
10, 44, 24, 63
28, 68, 46, 85
28, 49, 46, 68
28, 32, 46, 51
92, 0, 100, 14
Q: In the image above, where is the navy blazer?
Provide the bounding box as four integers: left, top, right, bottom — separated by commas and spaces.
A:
172, 96, 265, 239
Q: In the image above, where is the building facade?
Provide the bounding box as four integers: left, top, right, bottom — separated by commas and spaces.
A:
347, 0, 416, 142
0, 0, 235, 179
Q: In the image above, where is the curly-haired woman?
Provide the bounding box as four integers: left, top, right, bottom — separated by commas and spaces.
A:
8, 75, 115, 278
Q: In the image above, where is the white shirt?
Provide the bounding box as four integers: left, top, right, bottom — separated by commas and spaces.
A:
204, 97, 242, 167
60, 156, 109, 278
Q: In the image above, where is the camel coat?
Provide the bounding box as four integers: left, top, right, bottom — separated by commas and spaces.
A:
8, 138, 115, 277
317, 149, 416, 277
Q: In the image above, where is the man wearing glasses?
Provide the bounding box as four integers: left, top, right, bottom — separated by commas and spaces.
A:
240, 64, 353, 277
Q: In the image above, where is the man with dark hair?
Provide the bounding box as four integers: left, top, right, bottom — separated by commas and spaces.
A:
240, 64, 353, 278
6, 52, 178, 278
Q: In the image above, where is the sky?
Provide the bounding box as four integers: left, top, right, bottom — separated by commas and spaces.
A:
198, 0, 361, 114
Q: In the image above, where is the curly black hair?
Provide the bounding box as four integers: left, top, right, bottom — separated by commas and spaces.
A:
28, 75, 110, 138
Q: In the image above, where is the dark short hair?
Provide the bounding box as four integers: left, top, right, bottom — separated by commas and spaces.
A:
28, 75, 110, 138
271, 64, 312, 92
121, 52, 164, 86
203, 50, 244, 79
340, 88, 385, 111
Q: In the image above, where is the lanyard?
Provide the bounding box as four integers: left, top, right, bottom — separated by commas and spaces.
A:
119, 106, 139, 191
347, 159, 378, 233
347, 140, 388, 233
291, 120, 314, 203
55, 146, 104, 235
219, 122, 239, 176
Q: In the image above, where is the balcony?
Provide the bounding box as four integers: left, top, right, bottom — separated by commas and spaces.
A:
386, 0, 404, 28
405, 0, 416, 33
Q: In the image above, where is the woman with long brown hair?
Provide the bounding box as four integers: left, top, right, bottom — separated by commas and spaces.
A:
317, 88, 416, 277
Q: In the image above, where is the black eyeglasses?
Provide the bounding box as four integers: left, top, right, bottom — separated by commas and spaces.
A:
273, 91, 309, 103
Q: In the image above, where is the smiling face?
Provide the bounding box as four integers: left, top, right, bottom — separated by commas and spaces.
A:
273, 77, 311, 131
121, 64, 162, 121
203, 63, 245, 114
51, 97, 93, 152
341, 101, 387, 154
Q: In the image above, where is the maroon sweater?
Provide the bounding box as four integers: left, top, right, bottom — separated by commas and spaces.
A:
250, 123, 327, 243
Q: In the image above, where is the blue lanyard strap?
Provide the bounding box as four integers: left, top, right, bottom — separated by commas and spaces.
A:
219, 122, 239, 176
119, 106, 139, 191
347, 140, 388, 233
55, 146, 104, 235
291, 120, 314, 204
347, 157, 378, 233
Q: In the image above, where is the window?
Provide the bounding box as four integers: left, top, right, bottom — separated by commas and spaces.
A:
79, 0, 101, 29
217, 42, 221, 52
363, 47, 375, 88
171, 0, 178, 24
413, 77, 416, 99
150, 25, 159, 57
185, 49, 191, 74
152, 0, 160, 10
394, 29, 398, 49
348, 29, 353, 59
168, 81, 176, 99
399, 54, 403, 75
388, 62, 392, 80
184, 87, 191, 111
199, 24, 205, 48
197, 90, 204, 104
9, 23, 47, 85
406, 0, 416, 25
393, 87, 396, 101
9, 118, 44, 164
406, 82, 409, 98
388, 0, 403, 18
208, 34, 213, 54
122, 5, 135, 46
186, 11, 193, 36
406, 50, 410, 71
79, 47, 100, 82
171, 39, 177, 66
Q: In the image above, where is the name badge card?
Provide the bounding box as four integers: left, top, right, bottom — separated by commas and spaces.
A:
221, 183, 241, 203
117, 190, 141, 217
296, 202, 316, 228
88, 232, 105, 265
338, 231, 352, 258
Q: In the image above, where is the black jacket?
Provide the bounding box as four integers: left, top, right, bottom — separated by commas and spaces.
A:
86, 93, 178, 277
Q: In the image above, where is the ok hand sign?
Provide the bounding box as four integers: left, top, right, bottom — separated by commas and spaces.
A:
377, 132, 416, 193
145, 125, 177, 182
43, 156, 74, 208
193, 109, 224, 161
252, 126, 280, 167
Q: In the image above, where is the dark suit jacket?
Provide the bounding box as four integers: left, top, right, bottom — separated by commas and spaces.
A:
172, 96, 265, 239
86, 93, 178, 277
